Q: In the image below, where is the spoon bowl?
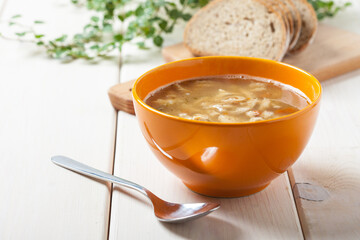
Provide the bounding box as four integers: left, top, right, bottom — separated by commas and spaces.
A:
146, 190, 220, 222
51, 155, 220, 223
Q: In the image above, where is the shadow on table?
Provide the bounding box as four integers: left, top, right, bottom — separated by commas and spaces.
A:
112, 182, 302, 238
113, 186, 242, 239
161, 216, 241, 240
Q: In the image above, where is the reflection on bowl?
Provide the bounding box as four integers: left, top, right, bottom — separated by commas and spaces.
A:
132, 56, 321, 197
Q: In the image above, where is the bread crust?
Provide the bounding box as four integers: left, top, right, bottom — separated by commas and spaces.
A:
183, 0, 288, 61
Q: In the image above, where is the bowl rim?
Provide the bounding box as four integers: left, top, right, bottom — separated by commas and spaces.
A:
132, 56, 322, 126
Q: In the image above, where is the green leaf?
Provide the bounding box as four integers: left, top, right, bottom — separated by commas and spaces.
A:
113, 34, 123, 42
103, 23, 113, 32
11, 14, 21, 19
104, 13, 113, 20
187, 0, 198, 8
125, 11, 134, 18
100, 42, 115, 51
144, 26, 156, 37
49, 41, 57, 48
15, 32, 27, 37
154, 0, 166, 7
150, 16, 162, 22
73, 34, 83, 41
181, 13, 192, 21
35, 34, 44, 38
91, 16, 99, 23
165, 25, 174, 33
117, 15, 125, 21
164, 6, 170, 15
124, 30, 135, 41
199, 0, 209, 7
55, 35, 67, 42
317, 12, 325, 20
136, 41, 149, 49
105, 2, 115, 13
135, 6, 144, 17
153, 35, 163, 47
9, 22, 15, 26
34, 20, 44, 24
84, 24, 93, 31
165, 2, 177, 7
159, 20, 167, 30
169, 9, 181, 19
37, 41, 44, 46
90, 44, 99, 50
55, 49, 67, 58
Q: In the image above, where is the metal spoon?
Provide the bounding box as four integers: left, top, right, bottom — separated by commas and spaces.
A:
51, 155, 220, 223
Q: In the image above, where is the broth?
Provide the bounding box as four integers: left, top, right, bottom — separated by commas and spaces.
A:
145, 75, 310, 123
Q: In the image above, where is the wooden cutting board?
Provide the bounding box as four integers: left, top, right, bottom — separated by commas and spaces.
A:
108, 24, 360, 114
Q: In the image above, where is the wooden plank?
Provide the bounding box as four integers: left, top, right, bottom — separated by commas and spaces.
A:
287, 5, 360, 239
161, 24, 360, 82
288, 69, 360, 239
108, 47, 303, 239
0, 0, 119, 239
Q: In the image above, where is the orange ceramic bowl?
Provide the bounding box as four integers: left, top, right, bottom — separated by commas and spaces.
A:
132, 56, 321, 197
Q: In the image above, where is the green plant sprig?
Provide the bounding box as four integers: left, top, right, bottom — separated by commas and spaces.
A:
308, 0, 352, 20
1, 0, 208, 61
0, 0, 352, 61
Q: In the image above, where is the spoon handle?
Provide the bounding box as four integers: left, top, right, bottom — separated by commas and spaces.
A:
51, 155, 147, 195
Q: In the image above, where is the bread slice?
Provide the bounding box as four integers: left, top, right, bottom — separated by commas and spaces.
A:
183, 0, 288, 61
278, 0, 294, 45
279, 0, 302, 50
289, 0, 318, 53
260, 0, 293, 50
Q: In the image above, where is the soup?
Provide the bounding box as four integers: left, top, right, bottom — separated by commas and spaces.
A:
145, 75, 310, 123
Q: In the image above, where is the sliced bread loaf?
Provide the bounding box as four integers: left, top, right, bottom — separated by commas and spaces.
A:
183, 0, 288, 61
289, 0, 317, 53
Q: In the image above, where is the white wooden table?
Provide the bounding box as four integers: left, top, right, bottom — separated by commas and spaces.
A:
0, 0, 359, 239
